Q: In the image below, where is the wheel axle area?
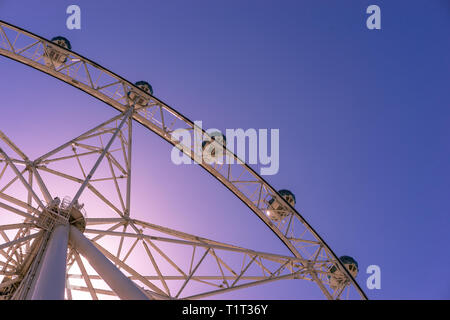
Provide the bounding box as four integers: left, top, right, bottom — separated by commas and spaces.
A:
36, 196, 87, 232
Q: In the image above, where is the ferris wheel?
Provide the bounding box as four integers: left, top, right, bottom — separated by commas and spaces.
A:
0, 20, 368, 300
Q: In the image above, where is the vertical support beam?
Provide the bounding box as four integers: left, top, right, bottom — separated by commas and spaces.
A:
125, 116, 132, 216
68, 226, 149, 300
31, 224, 69, 300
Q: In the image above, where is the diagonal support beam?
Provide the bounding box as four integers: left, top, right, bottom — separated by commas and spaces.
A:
0, 231, 41, 251
69, 107, 134, 209
73, 250, 98, 300
0, 200, 36, 220
68, 225, 149, 300
0, 130, 29, 161
0, 147, 44, 209
29, 165, 53, 204
34, 111, 130, 164
175, 248, 210, 298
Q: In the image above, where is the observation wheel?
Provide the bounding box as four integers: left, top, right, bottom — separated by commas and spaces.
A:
0, 20, 368, 300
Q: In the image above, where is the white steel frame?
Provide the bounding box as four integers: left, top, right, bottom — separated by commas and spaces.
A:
0, 20, 367, 300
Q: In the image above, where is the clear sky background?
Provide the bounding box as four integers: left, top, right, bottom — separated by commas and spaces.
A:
0, 0, 449, 299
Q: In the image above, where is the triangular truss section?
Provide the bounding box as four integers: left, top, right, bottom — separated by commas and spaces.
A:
33, 108, 134, 220
65, 217, 314, 300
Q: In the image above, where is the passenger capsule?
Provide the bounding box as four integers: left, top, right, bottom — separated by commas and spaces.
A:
44, 36, 71, 69
202, 132, 226, 164
128, 81, 153, 107
266, 189, 296, 221
328, 255, 359, 290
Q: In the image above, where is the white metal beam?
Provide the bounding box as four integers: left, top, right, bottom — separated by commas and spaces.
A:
69, 107, 134, 209
68, 225, 149, 300
30, 225, 69, 300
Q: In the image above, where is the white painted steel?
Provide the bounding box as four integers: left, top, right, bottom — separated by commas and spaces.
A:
68, 225, 149, 300
30, 224, 69, 300
0, 20, 368, 300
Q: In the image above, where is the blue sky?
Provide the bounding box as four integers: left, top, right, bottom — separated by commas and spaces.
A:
0, 0, 449, 299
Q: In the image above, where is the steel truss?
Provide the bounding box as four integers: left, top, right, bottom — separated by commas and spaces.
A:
0, 20, 367, 300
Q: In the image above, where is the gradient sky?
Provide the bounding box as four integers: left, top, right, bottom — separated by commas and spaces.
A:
0, 0, 449, 299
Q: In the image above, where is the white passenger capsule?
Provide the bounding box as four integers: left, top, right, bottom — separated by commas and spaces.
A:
202, 132, 226, 164
43, 36, 71, 69
128, 81, 153, 108
327, 256, 359, 290
266, 189, 296, 221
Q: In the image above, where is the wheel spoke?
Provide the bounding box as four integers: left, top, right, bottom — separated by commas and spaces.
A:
0, 231, 41, 251
0, 130, 29, 161
81, 218, 315, 299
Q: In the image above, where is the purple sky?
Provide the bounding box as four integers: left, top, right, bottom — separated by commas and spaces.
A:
0, 0, 449, 299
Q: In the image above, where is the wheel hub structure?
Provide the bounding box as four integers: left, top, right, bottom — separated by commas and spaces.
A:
0, 20, 367, 300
